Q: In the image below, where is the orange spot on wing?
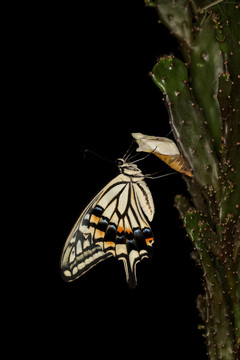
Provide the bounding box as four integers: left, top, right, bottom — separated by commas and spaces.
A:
95, 229, 105, 239
105, 241, 115, 248
146, 237, 154, 246
117, 226, 124, 233
91, 214, 100, 225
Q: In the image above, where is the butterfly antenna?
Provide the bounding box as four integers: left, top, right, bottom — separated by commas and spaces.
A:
123, 140, 135, 161
83, 149, 114, 164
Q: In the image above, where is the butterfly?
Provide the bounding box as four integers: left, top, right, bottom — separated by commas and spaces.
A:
61, 157, 155, 288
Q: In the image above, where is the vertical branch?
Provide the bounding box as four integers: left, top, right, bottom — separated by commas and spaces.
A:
145, 1, 240, 358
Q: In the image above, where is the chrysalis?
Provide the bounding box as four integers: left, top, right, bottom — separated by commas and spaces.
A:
132, 132, 192, 177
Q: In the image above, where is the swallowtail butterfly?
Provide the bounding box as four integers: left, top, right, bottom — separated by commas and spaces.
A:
61, 158, 154, 288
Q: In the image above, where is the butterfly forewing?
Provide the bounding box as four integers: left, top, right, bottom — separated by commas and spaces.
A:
61, 178, 119, 281
61, 162, 155, 288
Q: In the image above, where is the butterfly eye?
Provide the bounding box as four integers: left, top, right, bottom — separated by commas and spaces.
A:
116, 158, 124, 166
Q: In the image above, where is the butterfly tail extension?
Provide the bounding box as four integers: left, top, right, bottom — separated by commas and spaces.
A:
115, 223, 154, 288
117, 181, 154, 288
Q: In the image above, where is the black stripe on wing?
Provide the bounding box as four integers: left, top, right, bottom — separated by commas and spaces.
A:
61, 200, 113, 282
61, 229, 112, 282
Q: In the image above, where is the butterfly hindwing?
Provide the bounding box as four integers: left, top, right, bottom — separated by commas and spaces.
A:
61, 165, 155, 287
112, 180, 154, 287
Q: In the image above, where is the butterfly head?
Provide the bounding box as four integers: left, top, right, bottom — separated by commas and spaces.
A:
116, 158, 143, 178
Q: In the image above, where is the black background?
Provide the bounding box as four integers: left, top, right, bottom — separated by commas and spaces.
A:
22, 1, 207, 358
